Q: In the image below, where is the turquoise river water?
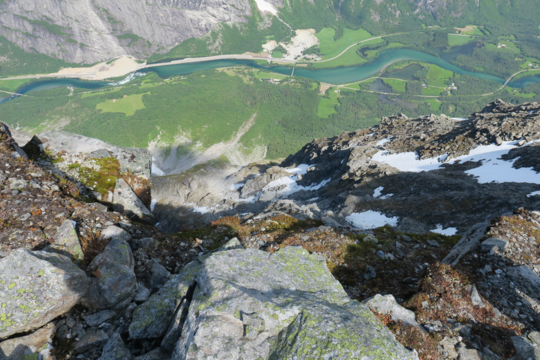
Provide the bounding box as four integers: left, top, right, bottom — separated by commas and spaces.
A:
4, 49, 540, 100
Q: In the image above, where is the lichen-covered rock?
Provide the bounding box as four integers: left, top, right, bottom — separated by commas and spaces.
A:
98, 333, 132, 360
129, 260, 201, 340
113, 179, 155, 224
45, 220, 84, 262
82, 238, 137, 310
101, 225, 131, 241
512, 336, 540, 360
172, 246, 417, 359
0, 322, 55, 360
0, 249, 88, 339
363, 294, 421, 328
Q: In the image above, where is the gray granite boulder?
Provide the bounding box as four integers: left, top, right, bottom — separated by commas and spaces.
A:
511, 336, 540, 360
82, 238, 137, 310
98, 333, 132, 360
481, 238, 508, 252
0, 322, 55, 360
129, 260, 201, 340
0, 249, 88, 340
38, 131, 151, 178
172, 245, 417, 359
101, 225, 131, 241
113, 179, 155, 224
363, 294, 421, 328
45, 220, 84, 262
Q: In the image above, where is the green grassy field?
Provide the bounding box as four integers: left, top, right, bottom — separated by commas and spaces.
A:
382, 79, 406, 92
312, 38, 383, 69
96, 93, 147, 116
0, 79, 32, 93
317, 88, 339, 117
426, 64, 454, 87
448, 34, 474, 46
253, 70, 288, 80
425, 98, 442, 112
422, 86, 445, 96
272, 51, 284, 58
316, 27, 374, 60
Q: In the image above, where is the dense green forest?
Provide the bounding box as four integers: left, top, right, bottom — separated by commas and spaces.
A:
3, 67, 540, 161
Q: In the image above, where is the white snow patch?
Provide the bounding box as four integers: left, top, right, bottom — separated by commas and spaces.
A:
346, 211, 399, 229
376, 137, 393, 147
372, 151, 446, 172
430, 224, 458, 236
150, 199, 157, 212
306, 197, 319, 202
263, 176, 331, 197
285, 164, 312, 175
527, 191, 540, 197
373, 186, 384, 198
253, 0, 278, 15
451, 117, 469, 121
372, 141, 540, 184
380, 193, 394, 199
70, 220, 77, 227
530, 110, 537, 114
193, 206, 210, 214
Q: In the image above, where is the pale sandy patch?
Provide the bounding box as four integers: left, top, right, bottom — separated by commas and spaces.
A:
279, 29, 319, 61
243, 52, 269, 58
262, 40, 278, 53
54, 55, 146, 80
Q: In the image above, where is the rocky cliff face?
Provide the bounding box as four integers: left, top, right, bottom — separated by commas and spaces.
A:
3, 102, 540, 359
152, 100, 540, 235
0, 0, 253, 63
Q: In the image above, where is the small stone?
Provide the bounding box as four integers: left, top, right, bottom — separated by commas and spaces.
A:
470, 285, 485, 308
83, 310, 116, 327
150, 262, 171, 291
427, 240, 440, 247
128, 237, 153, 250
45, 219, 84, 262
376, 250, 385, 259
363, 294, 420, 328
72, 329, 109, 355
101, 225, 131, 241
19, 213, 31, 221
364, 265, 376, 280
402, 235, 412, 242
98, 332, 131, 360
135, 283, 151, 303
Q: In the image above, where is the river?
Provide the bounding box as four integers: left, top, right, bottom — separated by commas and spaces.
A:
5, 48, 540, 98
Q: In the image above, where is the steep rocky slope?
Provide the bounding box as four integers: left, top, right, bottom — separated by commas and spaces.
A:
152, 100, 540, 235
2, 101, 540, 359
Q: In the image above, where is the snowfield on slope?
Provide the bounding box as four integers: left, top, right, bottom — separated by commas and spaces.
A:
346, 211, 399, 229
373, 140, 540, 184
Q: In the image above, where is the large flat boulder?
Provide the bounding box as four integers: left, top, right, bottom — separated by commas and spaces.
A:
38, 131, 151, 178
0, 249, 88, 339
172, 246, 417, 359
82, 238, 137, 310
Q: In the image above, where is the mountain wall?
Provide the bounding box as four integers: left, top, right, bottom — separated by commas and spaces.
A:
0, 0, 253, 64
